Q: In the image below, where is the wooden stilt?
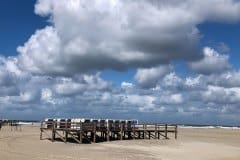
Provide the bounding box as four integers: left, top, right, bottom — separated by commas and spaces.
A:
51, 121, 55, 142
165, 124, 168, 139
133, 124, 135, 139
40, 129, 43, 140
80, 122, 83, 143
40, 121, 43, 140
107, 125, 110, 141
144, 124, 147, 139
64, 121, 68, 143
93, 123, 96, 143
120, 123, 123, 140
154, 124, 157, 139
65, 131, 68, 143
52, 129, 55, 142
77, 132, 80, 141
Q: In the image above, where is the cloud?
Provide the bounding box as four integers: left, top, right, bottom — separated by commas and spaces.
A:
201, 85, 240, 105
122, 94, 155, 111
17, 26, 62, 75
154, 93, 184, 105
11, 91, 40, 104
188, 47, 231, 74
54, 74, 111, 96
162, 72, 183, 89
1, 0, 240, 125
134, 65, 172, 88
199, 70, 240, 88
0, 56, 23, 96
1, 56, 240, 124
121, 81, 134, 89
217, 42, 230, 54
41, 88, 56, 105
17, 0, 240, 76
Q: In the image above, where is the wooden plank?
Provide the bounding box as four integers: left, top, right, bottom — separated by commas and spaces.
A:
159, 132, 169, 139
41, 129, 52, 140
55, 130, 65, 142
68, 132, 81, 144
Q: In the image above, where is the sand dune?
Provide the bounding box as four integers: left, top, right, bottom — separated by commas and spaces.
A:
0, 126, 240, 160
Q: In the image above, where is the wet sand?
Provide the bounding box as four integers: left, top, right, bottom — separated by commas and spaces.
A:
0, 125, 240, 160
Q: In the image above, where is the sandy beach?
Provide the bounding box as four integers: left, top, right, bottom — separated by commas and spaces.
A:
0, 125, 239, 160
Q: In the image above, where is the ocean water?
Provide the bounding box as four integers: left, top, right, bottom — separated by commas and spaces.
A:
178, 125, 240, 130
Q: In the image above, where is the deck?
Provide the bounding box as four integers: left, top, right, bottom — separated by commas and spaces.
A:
40, 120, 178, 144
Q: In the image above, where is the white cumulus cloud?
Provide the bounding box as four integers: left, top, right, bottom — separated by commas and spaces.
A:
189, 47, 231, 74
17, 0, 240, 76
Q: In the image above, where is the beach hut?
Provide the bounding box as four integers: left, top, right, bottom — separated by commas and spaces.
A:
113, 119, 121, 131
71, 118, 81, 129
90, 119, 99, 130
119, 120, 126, 131
82, 118, 91, 123
106, 119, 114, 130
99, 119, 106, 130
44, 118, 55, 129
125, 120, 132, 130
56, 118, 62, 128
56, 118, 71, 129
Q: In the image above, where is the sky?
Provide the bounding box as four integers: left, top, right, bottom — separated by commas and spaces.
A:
0, 0, 240, 126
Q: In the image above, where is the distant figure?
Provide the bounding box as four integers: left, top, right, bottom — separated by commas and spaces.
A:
0, 120, 2, 130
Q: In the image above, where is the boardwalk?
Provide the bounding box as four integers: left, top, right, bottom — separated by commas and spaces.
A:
40, 119, 177, 144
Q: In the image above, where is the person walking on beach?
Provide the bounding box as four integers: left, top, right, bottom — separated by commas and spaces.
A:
0, 120, 2, 130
